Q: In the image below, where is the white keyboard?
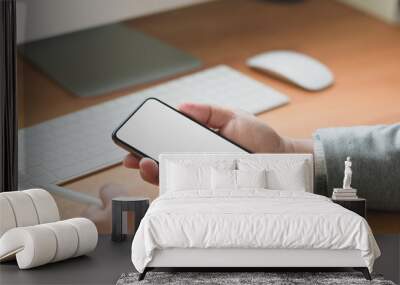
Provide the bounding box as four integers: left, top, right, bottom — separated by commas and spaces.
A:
18, 65, 289, 206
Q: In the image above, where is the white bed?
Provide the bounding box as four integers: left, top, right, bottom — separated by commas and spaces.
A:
131, 153, 380, 280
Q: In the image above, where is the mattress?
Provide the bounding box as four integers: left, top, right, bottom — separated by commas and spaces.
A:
131, 190, 380, 273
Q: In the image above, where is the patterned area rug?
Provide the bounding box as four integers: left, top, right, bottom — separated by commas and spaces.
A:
117, 272, 396, 285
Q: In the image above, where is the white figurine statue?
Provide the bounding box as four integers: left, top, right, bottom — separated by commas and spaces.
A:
342, 156, 352, 189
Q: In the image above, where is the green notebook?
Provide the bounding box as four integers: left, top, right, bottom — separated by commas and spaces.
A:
20, 23, 201, 97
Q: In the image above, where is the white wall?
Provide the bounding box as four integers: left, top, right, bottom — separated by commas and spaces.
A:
338, 0, 400, 24
16, 0, 211, 44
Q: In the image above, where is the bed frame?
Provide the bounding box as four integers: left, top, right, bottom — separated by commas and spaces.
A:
139, 248, 371, 280
138, 154, 372, 281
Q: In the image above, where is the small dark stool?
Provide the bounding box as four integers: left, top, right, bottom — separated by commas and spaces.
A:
112, 197, 149, 242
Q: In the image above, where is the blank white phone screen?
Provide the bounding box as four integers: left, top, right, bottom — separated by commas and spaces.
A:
115, 99, 247, 160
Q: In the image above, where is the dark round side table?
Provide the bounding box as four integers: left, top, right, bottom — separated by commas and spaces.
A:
112, 196, 149, 242
331, 197, 366, 218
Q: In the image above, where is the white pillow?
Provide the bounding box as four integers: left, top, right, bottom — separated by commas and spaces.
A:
266, 166, 307, 191
211, 169, 267, 190
168, 163, 209, 191
236, 169, 267, 189
211, 168, 236, 190
167, 160, 235, 191
238, 159, 308, 191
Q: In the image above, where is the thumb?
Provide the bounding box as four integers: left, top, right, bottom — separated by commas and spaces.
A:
98, 183, 129, 208
178, 103, 235, 130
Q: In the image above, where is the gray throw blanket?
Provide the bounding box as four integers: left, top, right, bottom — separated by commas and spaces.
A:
313, 123, 400, 211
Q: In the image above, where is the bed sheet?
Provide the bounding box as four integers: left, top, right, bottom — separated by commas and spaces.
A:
131, 190, 380, 273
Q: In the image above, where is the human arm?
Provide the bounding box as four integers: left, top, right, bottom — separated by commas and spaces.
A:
123, 103, 313, 185
313, 123, 400, 211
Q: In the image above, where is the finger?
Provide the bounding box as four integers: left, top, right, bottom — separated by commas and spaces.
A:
81, 205, 112, 233
178, 103, 235, 130
98, 183, 129, 207
81, 204, 102, 220
139, 158, 159, 185
123, 154, 140, 169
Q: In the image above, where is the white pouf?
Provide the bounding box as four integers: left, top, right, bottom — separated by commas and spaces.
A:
0, 196, 17, 237
0, 189, 98, 269
65, 218, 98, 257
0, 218, 98, 269
0, 189, 60, 236
42, 221, 79, 262
1, 191, 39, 227
0, 225, 57, 268
24, 189, 60, 223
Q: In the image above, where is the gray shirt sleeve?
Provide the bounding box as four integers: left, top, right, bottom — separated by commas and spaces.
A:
313, 123, 400, 211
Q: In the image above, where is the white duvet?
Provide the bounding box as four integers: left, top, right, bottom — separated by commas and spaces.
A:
131, 190, 380, 273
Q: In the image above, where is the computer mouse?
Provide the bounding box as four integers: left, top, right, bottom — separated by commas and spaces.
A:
247, 50, 334, 91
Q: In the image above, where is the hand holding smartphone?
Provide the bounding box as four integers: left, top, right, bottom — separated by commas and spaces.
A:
112, 98, 249, 162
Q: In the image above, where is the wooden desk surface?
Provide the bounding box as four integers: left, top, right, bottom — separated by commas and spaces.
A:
18, 0, 400, 232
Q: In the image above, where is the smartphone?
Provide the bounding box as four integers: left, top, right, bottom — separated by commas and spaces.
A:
112, 98, 249, 162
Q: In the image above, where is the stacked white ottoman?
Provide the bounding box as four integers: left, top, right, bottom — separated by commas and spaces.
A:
0, 189, 97, 269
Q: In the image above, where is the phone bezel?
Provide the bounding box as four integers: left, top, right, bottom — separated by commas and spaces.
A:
111, 97, 250, 162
